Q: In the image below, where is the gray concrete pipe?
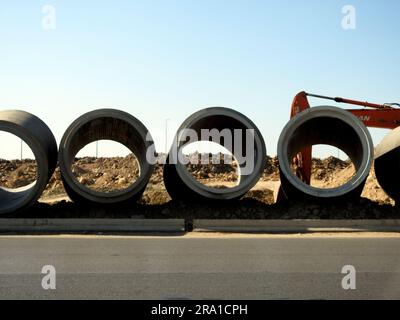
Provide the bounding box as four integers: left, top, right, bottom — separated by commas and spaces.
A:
163, 107, 266, 201
277, 106, 373, 201
58, 109, 154, 205
374, 127, 400, 202
0, 110, 58, 215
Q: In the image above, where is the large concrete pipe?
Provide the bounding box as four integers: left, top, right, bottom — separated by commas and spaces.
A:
163, 107, 266, 201
0, 110, 58, 215
59, 109, 154, 205
278, 106, 373, 200
374, 127, 400, 202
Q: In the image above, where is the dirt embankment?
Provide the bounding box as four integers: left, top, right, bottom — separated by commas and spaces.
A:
0, 159, 37, 188
0, 154, 397, 219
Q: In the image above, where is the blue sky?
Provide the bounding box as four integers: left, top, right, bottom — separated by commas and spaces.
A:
1, 0, 399, 159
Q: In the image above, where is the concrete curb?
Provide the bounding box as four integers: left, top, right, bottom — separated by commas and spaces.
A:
0, 219, 185, 233
193, 219, 400, 233
1, 219, 400, 233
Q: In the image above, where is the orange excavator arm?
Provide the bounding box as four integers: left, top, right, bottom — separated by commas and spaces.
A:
290, 91, 400, 185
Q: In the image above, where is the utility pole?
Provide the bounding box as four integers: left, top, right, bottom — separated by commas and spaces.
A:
165, 119, 170, 154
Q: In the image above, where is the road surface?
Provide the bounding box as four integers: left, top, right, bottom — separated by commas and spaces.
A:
1, 233, 400, 299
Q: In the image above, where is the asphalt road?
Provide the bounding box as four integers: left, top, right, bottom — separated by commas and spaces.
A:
1, 234, 400, 300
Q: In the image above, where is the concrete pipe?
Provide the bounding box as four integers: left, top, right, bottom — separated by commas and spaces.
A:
163, 107, 266, 201
374, 127, 400, 202
59, 109, 154, 205
277, 106, 373, 201
0, 110, 58, 215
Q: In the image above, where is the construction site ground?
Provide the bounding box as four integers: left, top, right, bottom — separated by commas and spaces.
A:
0, 155, 398, 219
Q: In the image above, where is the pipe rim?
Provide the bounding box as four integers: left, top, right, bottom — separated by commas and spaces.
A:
277, 106, 373, 198
375, 126, 400, 159
0, 111, 50, 214
173, 107, 266, 200
59, 109, 154, 203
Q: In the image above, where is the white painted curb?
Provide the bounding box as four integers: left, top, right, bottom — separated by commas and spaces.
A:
193, 219, 400, 232
0, 219, 185, 232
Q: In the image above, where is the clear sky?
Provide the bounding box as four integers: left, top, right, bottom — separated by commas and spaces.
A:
1, 0, 399, 159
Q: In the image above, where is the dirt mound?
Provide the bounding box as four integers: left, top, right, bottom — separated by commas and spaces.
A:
361, 166, 393, 205
71, 155, 140, 192
312, 156, 352, 181
262, 156, 280, 181
0, 159, 37, 188
0, 154, 395, 207
185, 153, 238, 184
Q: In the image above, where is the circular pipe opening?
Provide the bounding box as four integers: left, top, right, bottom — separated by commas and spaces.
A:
278, 106, 373, 199
182, 141, 240, 189
59, 109, 154, 204
164, 107, 266, 200
0, 132, 38, 190
0, 110, 57, 215
308, 145, 355, 189
0, 132, 39, 214
71, 140, 140, 193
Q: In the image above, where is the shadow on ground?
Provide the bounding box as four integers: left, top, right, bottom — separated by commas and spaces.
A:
3, 197, 400, 219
